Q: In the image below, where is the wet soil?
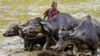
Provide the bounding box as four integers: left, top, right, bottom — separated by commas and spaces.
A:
0, 37, 100, 56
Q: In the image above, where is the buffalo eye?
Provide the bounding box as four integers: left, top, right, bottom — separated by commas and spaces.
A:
13, 27, 18, 30
7, 30, 13, 33
82, 32, 85, 36
30, 27, 34, 30
62, 37, 68, 41
71, 29, 75, 32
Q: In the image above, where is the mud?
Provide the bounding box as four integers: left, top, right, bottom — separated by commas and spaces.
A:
0, 37, 100, 56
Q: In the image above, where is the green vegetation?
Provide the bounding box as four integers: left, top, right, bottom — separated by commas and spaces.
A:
0, 0, 100, 40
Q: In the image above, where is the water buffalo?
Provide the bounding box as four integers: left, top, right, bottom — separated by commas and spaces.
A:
3, 17, 46, 52
3, 23, 29, 50
54, 16, 98, 56
23, 13, 85, 51
93, 19, 100, 48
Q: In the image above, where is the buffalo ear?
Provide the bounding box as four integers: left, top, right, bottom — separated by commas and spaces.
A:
40, 21, 47, 25
43, 25, 50, 32
40, 21, 50, 32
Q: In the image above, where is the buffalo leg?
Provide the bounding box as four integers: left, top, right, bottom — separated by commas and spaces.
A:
43, 37, 52, 51
91, 47, 97, 56
24, 39, 28, 51
28, 41, 34, 52
24, 39, 31, 51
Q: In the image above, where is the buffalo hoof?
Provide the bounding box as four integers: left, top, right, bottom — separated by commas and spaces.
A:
66, 50, 73, 56
38, 52, 50, 56
42, 49, 46, 52
49, 46, 55, 50
42, 47, 47, 52
24, 48, 28, 51
28, 49, 33, 52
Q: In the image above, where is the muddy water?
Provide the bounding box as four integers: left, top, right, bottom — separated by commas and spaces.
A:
0, 0, 100, 56
0, 37, 100, 56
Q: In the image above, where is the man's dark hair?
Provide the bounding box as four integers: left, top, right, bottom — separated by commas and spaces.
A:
51, 2, 57, 6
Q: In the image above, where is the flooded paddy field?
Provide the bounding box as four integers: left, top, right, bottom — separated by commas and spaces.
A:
0, 0, 100, 56
0, 37, 100, 56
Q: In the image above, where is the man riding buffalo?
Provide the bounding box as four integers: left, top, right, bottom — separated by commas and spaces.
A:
23, 13, 81, 51
43, 2, 60, 19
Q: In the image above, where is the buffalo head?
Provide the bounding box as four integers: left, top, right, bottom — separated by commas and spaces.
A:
23, 17, 44, 36
3, 23, 21, 37
54, 30, 70, 51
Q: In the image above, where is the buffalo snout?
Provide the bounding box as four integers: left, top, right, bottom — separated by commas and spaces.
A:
2, 32, 9, 37
3, 33, 6, 36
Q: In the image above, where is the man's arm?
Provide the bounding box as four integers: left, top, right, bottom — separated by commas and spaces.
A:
48, 11, 52, 19
57, 9, 60, 14
43, 14, 47, 20
43, 10, 48, 20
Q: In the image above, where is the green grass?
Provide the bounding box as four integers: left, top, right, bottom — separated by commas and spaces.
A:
0, 0, 100, 41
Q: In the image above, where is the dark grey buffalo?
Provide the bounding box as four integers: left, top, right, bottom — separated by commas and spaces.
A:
54, 16, 98, 56
23, 13, 84, 51
93, 19, 100, 48
3, 23, 29, 50
3, 17, 46, 52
